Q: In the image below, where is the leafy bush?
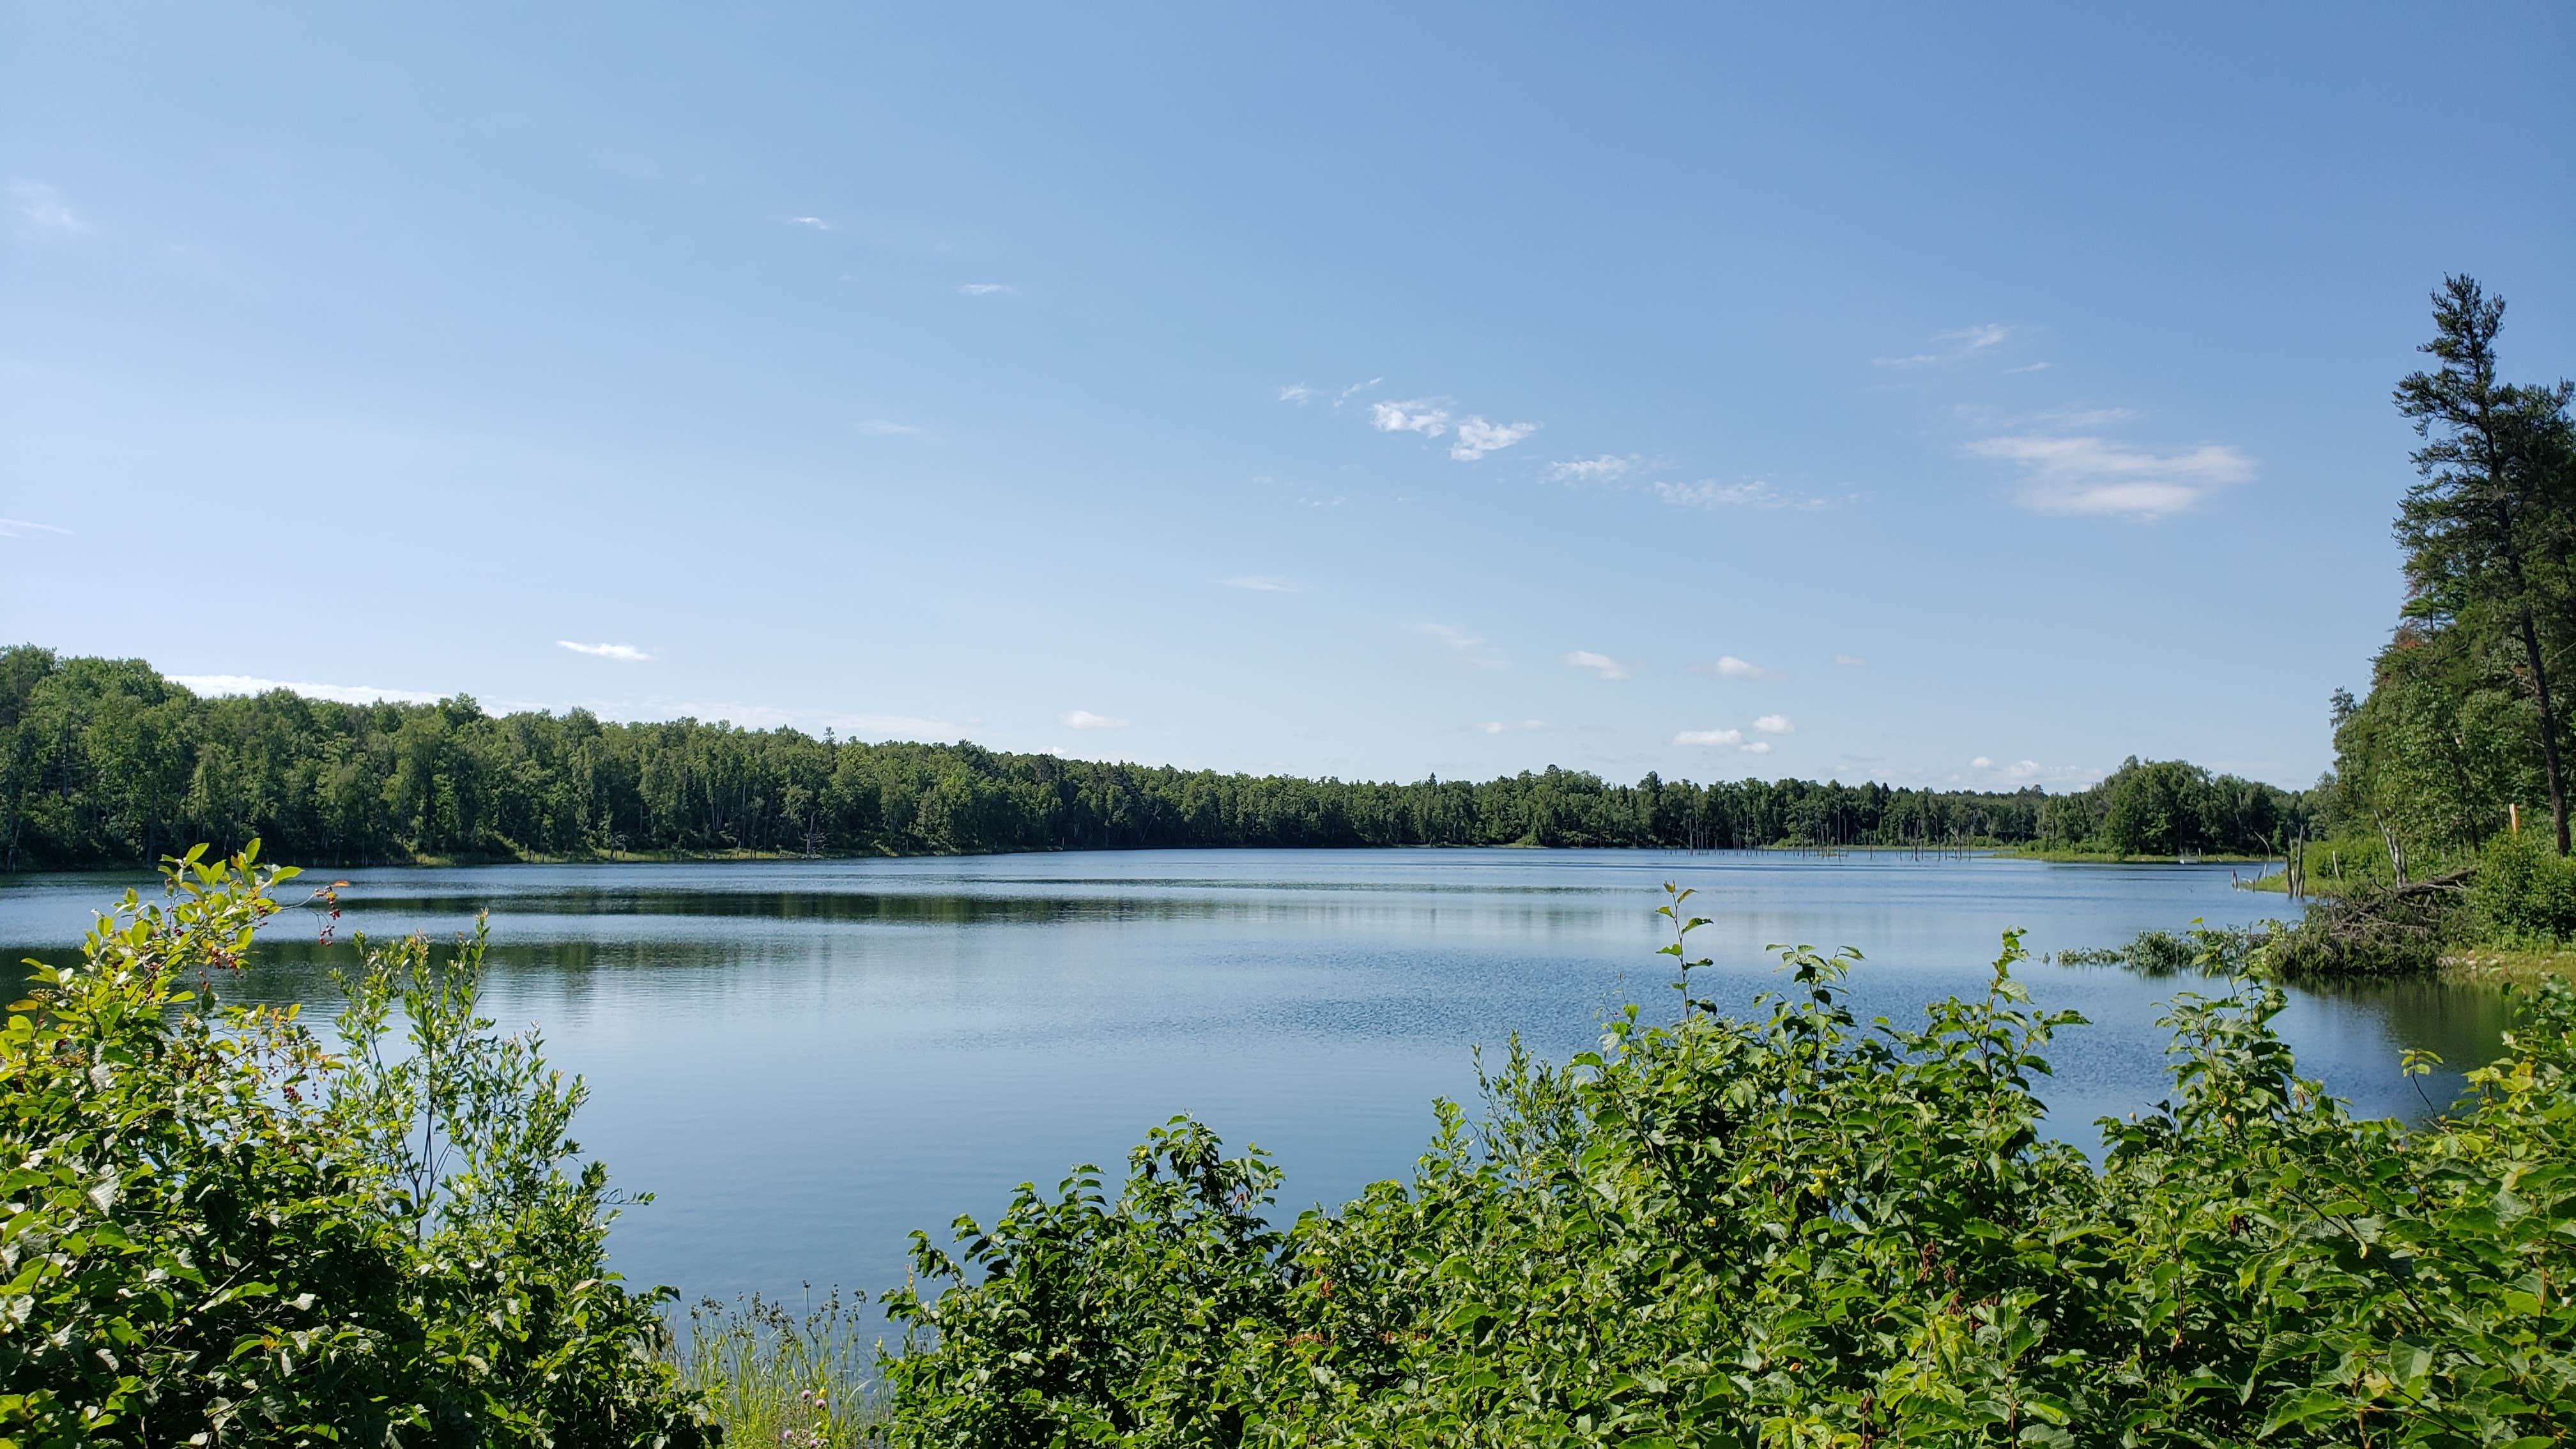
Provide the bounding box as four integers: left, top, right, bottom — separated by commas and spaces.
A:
0, 847, 711, 1447
2470, 827, 2576, 945
881, 887, 2576, 1446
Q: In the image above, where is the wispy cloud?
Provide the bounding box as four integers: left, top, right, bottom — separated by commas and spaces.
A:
1221, 575, 1301, 593
1333, 377, 1383, 407
786, 215, 832, 231
1834, 653, 1866, 667
557, 641, 655, 663
1752, 714, 1794, 735
1449, 417, 1537, 461
1957, 755, 2103, 788
11, 180, 88, 236
172, 674, 446, 706
1545, 454, 1637, 485
1652, 479, 1832, 511
1475, 719, 1544, 735
1372, 399, 1451, 436
1419, 623, 1506, 670
1362, 393, 1537, 461
1689, 656, 1775, 682
1562, 650, 1630, 681
1965, 434, 2253, 518
956, 282, 1015, 296
854, 418, 922, 436
1278, 383, 1315, 404
1740, 740, 1773, 755
1873, 323, 2014, 369
2002, 361, 2052, 375
1672, 728, 1745, 747
2026, 406, 2140, 429
0, 518, 70, 539
1061, 709, 1130, 730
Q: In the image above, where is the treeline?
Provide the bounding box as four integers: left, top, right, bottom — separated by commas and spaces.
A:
2327, 275, 2576, 864
2035, 756, 2310, 857
0, 647, 2080, 870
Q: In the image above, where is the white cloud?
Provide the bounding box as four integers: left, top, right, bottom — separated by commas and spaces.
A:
0, 518, 70, 538
1545, 454, 1637, 485
1333, 377, 1383, 406
1061, 709, 1130, 730
1419, 623, 1506, 670
172, 675, 446, 706
1873, 323, 2014, 368
1672, 727, 1775, 754
1690, 656, 1775, 682
854, 418, 921, 435
1834, 654, 1866, 667
1562, 650, 1630, 681
1475, 719, 1544, 735
1951, 756, 2102, 788
1965, 434, 2253, 518
1653, 479, 1828, 511
1221, 575, 1301, 592
557, 641, 655, 663
1752, 714, 1794, 735
1372, 399, 1451, 437
956, 282, 1015, 296
1449, 417, 1537, 462
11, 181, 88, 236
787, 215, 832, 231
1278, 383, 1314, 404
2003, 361, 2052, 375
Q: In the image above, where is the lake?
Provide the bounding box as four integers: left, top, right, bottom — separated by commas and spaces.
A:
0, 848, 2512, 1310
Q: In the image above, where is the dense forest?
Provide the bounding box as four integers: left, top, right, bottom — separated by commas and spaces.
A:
0, 647, 2308, 870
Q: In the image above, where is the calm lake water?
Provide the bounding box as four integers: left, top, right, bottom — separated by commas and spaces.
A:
0, 848, 2513, 1308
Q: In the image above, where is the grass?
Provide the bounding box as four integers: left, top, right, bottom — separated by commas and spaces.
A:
2442, 945, 2576, 985
668, 1289, 882, 1447
1995, 845, 2274, 864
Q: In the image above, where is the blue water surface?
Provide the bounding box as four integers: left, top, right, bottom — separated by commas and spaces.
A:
0, 848, 2504, 1307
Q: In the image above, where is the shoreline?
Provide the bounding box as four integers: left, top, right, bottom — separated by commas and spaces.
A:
3, 839, 2288, 877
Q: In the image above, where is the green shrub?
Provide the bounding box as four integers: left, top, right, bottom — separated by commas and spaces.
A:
0, 847, 712, 1447
881, 887, 2576, 1446
2470, 828, 2576, 944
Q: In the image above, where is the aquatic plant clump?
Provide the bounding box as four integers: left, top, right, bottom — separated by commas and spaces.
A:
880, 886, 2576, 1446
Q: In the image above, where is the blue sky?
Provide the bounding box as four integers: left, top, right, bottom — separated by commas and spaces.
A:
5, 3, 2570, 791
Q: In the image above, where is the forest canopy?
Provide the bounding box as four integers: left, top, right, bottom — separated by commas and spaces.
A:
0, 647, 2301, 871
